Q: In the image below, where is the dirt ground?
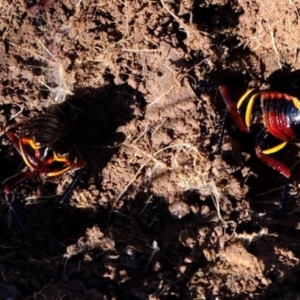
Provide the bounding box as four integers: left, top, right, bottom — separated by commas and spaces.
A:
2, 0, 300, 299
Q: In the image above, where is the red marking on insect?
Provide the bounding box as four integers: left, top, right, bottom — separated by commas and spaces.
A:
1, 114, 85, 232
218, 85, 300, 179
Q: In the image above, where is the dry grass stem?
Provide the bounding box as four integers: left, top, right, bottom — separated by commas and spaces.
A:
160, 0, 191, 38
209, 180, 237, 240
9, 40, 73, 103
121, 48, 162, 52
112, 142, 200, 209
269, 25, 282, 69
9, 104, 24, 120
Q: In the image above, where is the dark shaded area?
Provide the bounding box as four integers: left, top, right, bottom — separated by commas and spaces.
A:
50, 83, 146, 173
191, 0, 242, 32
0, 83, 148, 299
0, 82, 145, 233
267, 66, 300, 97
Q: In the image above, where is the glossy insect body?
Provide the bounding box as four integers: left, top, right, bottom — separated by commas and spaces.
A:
218, 86, 300, 179
2, 114, 85, 231
261, 93, 300, 142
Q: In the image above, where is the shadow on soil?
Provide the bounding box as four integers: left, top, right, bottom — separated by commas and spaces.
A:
0, 82, 146, 253
2, 69, 300, 298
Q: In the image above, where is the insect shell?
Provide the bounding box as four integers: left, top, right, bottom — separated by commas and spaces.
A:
218, 85, 300, 178
2, 113, 85, 208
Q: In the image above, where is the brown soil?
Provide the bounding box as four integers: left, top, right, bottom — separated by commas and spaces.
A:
1, 0, 300, 299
